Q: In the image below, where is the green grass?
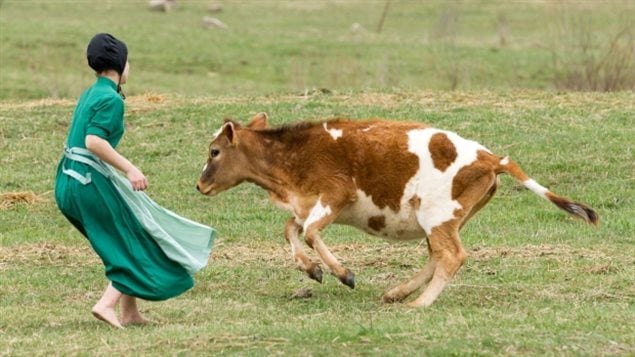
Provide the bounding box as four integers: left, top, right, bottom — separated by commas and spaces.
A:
1, 91, 634, 355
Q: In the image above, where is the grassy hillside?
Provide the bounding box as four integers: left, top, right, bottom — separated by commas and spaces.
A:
1, 91, 634, 355
1, 0, 634, 99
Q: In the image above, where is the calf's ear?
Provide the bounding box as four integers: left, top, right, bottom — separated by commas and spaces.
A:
221, 121, 238, 145
247, 112, 268, 129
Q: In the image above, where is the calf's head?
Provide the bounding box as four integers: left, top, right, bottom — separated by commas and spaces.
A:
196, 113, 268, 196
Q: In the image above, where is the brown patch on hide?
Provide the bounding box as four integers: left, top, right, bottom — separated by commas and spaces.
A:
408, 195, 421, 210
350, 121, 422, 212
451, 151, 496, 201
368, 215, 386, 232
450, 150, 499, 226
429, 132, 457, 172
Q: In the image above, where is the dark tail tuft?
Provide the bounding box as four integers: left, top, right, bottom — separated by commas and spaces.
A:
546, 192, 600, 226
497, 156, 599, 227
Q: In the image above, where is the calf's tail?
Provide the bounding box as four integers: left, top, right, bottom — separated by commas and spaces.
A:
495, 156, 599, 226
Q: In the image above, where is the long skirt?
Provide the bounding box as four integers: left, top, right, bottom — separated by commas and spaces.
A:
55, 149, 215, 301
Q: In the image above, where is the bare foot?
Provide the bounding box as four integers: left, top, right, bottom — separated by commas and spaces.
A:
121, 313, 153, 326
92, 305, 124, 329
120, 295, 152, 326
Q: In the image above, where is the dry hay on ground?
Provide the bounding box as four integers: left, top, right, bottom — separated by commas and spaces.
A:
211, 240, 615, 271
1, 239, 613, 266
0, 243, 98, 270
3, 91, 633, 114
1, 240, 619, 280
126, 93, 169, 114
0, 191, 45, 210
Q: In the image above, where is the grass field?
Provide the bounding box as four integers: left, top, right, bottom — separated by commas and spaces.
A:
1, 0, 635, 356
1, 91, 634, 355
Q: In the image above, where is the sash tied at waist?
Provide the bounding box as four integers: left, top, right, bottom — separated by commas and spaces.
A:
62, 145, 111, 185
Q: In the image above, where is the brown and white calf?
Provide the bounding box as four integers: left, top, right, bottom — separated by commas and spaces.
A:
196, 113, 598, 307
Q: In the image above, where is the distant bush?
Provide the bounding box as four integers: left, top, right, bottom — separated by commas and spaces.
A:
550, 5, 635, 92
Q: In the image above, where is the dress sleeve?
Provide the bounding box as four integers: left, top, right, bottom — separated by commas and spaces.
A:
86, 95, 124, 140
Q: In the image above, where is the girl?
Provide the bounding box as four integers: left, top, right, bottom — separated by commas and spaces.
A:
55, 33, 215, 329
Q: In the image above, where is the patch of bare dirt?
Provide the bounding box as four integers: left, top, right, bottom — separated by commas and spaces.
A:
468, 244, 609, 261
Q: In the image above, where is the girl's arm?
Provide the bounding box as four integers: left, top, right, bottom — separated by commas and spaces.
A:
85, 134, 148, 191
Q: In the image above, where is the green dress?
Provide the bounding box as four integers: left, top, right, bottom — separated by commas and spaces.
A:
55, 77, 212, 301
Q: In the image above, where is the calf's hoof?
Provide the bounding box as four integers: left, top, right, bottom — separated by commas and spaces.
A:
339, 270, 356, 289
307, 265, 323, 283
382, 288, 407, 303
405, 301, 426, 309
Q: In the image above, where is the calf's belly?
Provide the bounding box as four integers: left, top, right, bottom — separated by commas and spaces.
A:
335, 204, 426, 241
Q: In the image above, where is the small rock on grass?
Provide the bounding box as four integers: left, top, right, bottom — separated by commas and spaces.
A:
289, 287, 313, 300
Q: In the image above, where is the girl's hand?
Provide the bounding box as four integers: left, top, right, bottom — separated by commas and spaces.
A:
85, 135, 148, 191
126, 166, 148, 191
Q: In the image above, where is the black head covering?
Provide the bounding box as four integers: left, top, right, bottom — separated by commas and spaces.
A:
86, 33, 128, 75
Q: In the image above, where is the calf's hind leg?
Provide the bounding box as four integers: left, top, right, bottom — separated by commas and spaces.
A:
383, 251, 437, 303
406, 169, 496, 307
407, 222, 466, 308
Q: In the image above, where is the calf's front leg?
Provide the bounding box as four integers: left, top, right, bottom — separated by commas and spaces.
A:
284, 218, 323, 283
302, 198, 355, 288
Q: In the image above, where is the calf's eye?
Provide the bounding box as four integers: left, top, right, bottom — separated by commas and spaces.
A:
211, 149, 220, 158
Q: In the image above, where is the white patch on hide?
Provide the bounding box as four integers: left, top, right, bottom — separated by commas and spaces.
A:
406, 128, 489, 235
500, 156, 509, 165
323, 122, 343, 140
336, 189, 425, 241
201, 163, 208, 173
523, 179, 549, 199
303, 197, 332, 231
